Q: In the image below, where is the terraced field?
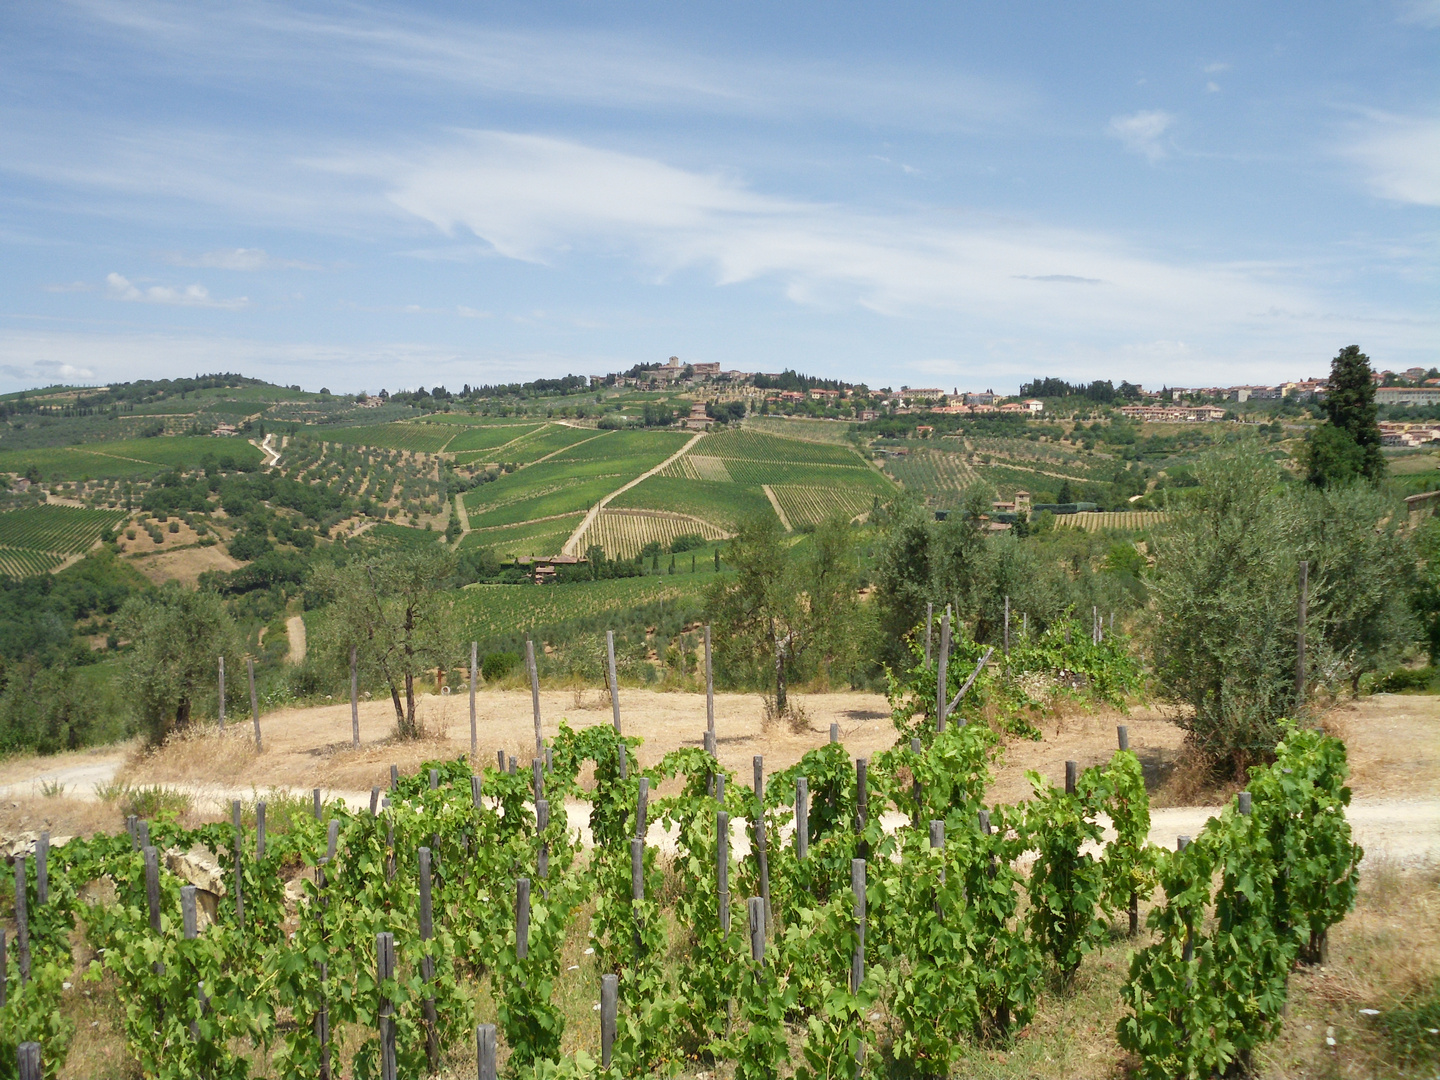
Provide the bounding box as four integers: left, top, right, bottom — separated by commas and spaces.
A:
575, 509, 728, 560
1052, 511, 1170, 532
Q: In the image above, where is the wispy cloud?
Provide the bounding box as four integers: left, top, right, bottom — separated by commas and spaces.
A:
43, 281, 94, 293
370, 130, 1329, 339
1342, 111, 1440, 206
1107, 110, 1175, 161
64, 0, 1032, 131
105, 272, 249, 308
161, 247, 317, 270
1398, 0, 1440, 28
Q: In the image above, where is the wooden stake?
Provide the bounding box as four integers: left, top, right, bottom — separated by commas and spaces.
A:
705, 624, 715, 737
795, 777, 808, 860
144, 846, 161, 935
1296, 559, 1309, 702
607, 630, 622, 734
1003, 595, 1010, 657
377, 932, 397, 1080
850, 859, 866, 993
247, 657, 262, 751
829, 722, 838, 743
13, 856, 30, 983
635, 778, 649, 840
924, 601, 933, 664
419, 848, 439, 1073
351, 646, 361, 750
1065, 760, 1078, 796
257, 802, 267, 859
36, 831, 47, 906
1117, 725, 1129, 751
748, 896, 765, 965
936, 606, 951, 731
526, 638, 543, 755
218, 655, 226, 731
230, 801, 245, 931
753, 755, 770, 931
600, 974, 618, 1068
469, 641, 478, 758
516, 878, 531, 959
717, 810, 730, 931
16, 1043, 40, 1080
476, 1024, 497, 1080
313, 788, 322, 820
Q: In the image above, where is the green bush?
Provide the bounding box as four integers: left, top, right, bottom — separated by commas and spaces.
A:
1371, 666, 1436, 693
482, 651, 520, 682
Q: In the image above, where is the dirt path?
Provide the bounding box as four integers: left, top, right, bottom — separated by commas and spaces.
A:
258, 433, 281, 468
3, 692, 1437, 863
286, 615, 306, 664
561, 432, 704, 555
762, 484, 793, 531
453, 493, 470, 537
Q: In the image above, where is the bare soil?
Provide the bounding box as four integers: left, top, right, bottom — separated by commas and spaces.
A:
125, 541, 242, 585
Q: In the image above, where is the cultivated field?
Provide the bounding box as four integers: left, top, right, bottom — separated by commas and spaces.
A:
314, 422, 456, 454
575, 508, 729, 559
1054, 511, 1170, 531
0, 504, 127, 553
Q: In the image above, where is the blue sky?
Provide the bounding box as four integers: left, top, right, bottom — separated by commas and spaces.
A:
1, 1, 1436, 395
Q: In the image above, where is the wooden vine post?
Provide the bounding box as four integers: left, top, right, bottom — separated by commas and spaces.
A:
936, 605, 951, 731
376, 932, 397, 1080
475, 1024, 497, 1080
752, 755, 770, 932
469, 640, 478, 758
1296, 559, 1309, 703
600, 973, 618, 1068
419, 847, 440, 1073
247, 657, 262, 751
217, 655, 226, 731
351, 645, 361, 750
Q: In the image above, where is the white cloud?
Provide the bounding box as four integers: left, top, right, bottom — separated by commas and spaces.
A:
1202, 62, 1231, 73
370, 130, 1342, 343
1206, 81, 1221, 94
105, 272, 249, 308
1343, 112, 1440, 206
1399, 0, 1440, 28
1107, 110, 1175, 161
162, 247, 317, 270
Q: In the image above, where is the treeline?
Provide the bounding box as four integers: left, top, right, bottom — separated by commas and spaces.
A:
1019, 377, 1143, 402
71, 374, 265, 409
752, 368, 849, 393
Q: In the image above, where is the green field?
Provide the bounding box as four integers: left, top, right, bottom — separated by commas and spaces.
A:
0, 436, 263, 481
609, 476, 776, 531
1052, 511, 1170, 532
883, 448, 978, 501
455, 571, 713, 643
445, 422, 547, 453
463, 430, 688, 529
743, 415, 861, 445
496, 424, 607, 464
459, 514, 586, 558
0, 505, 128, 553
700, 428, 867, 466
316, 423, 455, 453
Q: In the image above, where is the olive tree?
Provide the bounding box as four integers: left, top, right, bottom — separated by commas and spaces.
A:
118, 584, 242, 745
312, 546, 457, 739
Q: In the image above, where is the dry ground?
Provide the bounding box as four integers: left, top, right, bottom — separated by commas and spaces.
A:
124, 541, 243, 586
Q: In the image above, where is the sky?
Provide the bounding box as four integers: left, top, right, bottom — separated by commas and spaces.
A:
0, 1, 1436, 396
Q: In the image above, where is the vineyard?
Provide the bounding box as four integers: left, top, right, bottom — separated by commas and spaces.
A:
576, 509, 729, 560
0, 437, 263, 483
881, 448, 977, 500
0, 700, 1361, 1080
700, 430, 868, 467
454, 575, 706, 640
446, 424, 547, 455
0, 547, 66, 578
460, 515, 588, 560
609, 477, 777, 533
0, 505, 127, 554
767, 485, 875, 529
1053, 512, 1170, 532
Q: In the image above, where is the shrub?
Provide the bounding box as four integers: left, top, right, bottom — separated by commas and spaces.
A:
667, 533, 706, 553
482, 651, 520, 682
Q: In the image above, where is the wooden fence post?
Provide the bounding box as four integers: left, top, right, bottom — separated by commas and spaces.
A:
181, 885, 202, 1041
936, 606, 951, 731
1238, 791, 1252, 816
351, 646, 361, 750
217, 655, 225, 732
717, 810, 731, 931
257, 802, 267, 860
377, 932, 397, 1080
231, 801, 245, 931
143, 846, 161, 935
748, 897, 765, 966
704, 624, 714, 739
36, 832, 47, 906
795, 777, 808, 860
600, 973, 618, 1068
390, 764, 399, 790
635, 778, 649, 840
829, 722, 838, 744
516, 878, 531, 960
923, 601, 933, 664
1296, 559, 1309, 702
752, 755, 770, 932
850, 859, 866, 993
475, 1023, 497, 1080
469, 641, 478, 758
526, 638, 543, 756
1065, 760, 1078, 796
419, 848, 439, 1073
1, 929, 7, 1007
13, 856, 30, 983
930, 820, 945, 915
910, 738, 922, 805
1003, 595, 1010, 657
536, 800, 550, 880
247, 657, 262, 752
137, 819, 150, 851
471, 775, 483, 809
1117, 725, 1129, 752
16, 1043, 41, 1080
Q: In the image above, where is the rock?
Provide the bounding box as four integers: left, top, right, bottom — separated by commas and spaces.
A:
165, 844, 227, 897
